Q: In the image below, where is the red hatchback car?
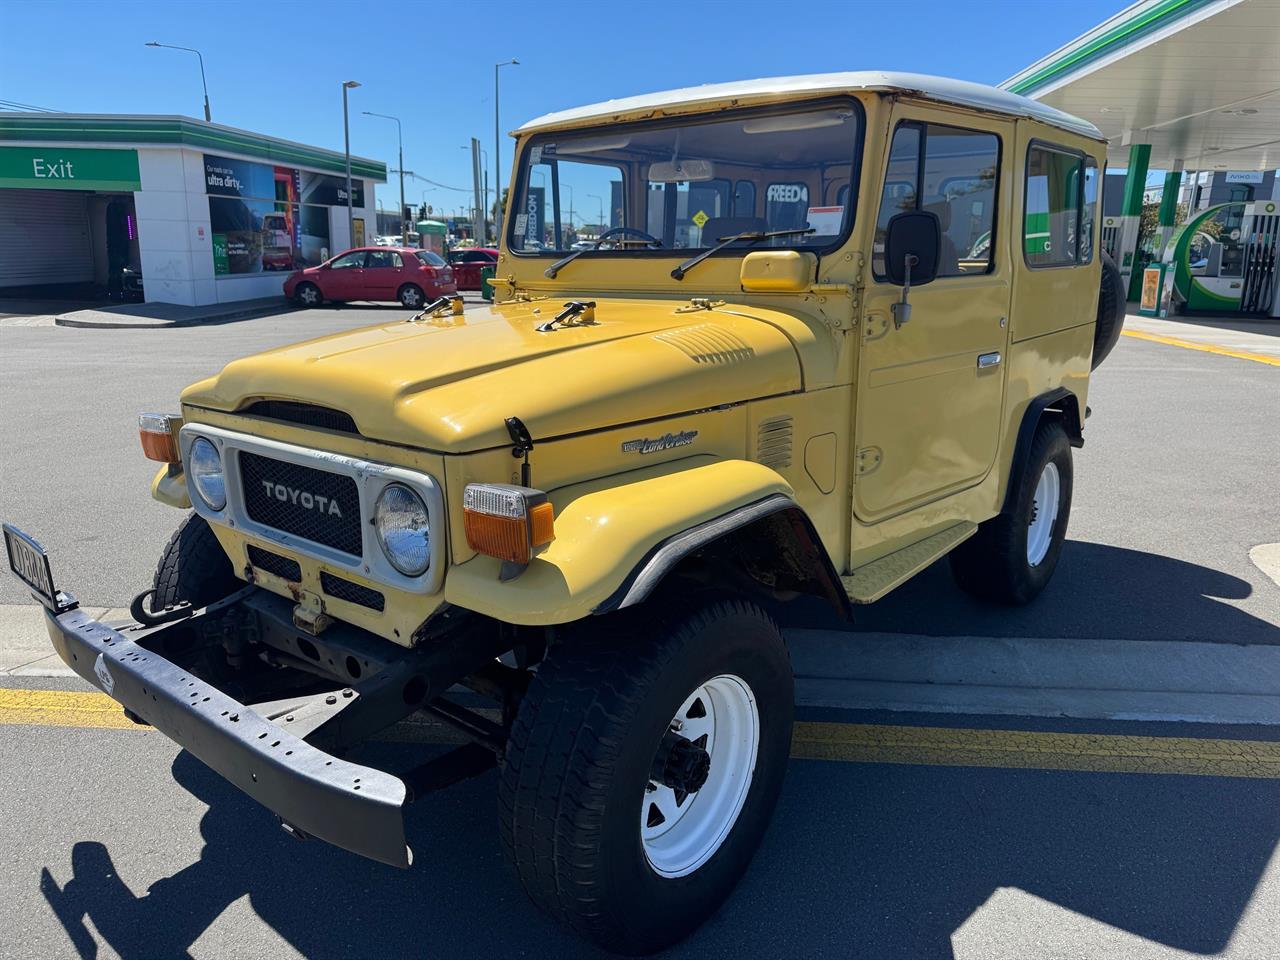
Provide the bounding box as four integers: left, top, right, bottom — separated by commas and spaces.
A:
447, 247, 498, 290
283, 247, 456, 308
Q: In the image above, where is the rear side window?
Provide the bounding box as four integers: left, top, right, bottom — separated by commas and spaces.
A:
1025, 145, 1097, 267
416, 250, 446, 266
873, 122, 1000, 279
365, 250, 401, 268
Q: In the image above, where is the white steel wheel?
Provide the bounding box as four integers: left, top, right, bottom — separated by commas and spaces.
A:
641, 673, 760, 878
1026, 460, 1061, 567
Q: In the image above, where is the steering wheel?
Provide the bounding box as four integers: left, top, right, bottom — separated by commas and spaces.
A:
595, 227, 662, 248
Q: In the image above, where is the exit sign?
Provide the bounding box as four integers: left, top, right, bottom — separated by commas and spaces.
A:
0, 146, 141, 191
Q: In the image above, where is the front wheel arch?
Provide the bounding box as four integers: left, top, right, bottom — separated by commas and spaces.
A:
596, 496, 851, 622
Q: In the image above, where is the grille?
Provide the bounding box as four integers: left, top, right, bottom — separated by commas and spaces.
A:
246, 544, 302, 582
321, 572, 385, 612
240, 452, 363, 556
240, 400, 359, 435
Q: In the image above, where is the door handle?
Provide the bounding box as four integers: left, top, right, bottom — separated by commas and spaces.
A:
977, 352, 1002, 369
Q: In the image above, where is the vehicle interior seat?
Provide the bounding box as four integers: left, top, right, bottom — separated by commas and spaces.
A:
923, 199, 959, 275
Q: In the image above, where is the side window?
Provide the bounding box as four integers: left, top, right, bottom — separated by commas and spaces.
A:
365, 250, 397, 268
1025, 144, 1096, 267
874, 122, 1000, 279
329, 251, 364, 269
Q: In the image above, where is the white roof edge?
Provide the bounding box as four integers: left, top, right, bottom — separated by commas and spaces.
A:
515, 71, 1102, 139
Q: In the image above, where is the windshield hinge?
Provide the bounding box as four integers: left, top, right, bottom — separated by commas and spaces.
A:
674, 297, 726, 314
810, 252, 865, 333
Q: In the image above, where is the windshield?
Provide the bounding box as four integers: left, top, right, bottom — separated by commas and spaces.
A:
508, 99, 862, 257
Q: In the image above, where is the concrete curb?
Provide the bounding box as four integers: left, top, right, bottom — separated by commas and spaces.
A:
790, 630, 1280, 725
54, 301, 301, 330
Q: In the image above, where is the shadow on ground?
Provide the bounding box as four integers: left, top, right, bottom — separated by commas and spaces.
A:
846, 540, 1280, 644
35, 744, 1280, 959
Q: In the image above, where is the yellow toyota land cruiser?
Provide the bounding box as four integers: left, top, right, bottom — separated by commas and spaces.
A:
6, 72, 1124, 954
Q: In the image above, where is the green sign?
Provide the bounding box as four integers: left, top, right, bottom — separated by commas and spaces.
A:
211, 234, 230, 275
0, 146, 141, 191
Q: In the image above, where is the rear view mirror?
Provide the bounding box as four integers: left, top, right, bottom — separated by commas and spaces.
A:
884, 211, 941, 287
648, 159, 715, 182
884, 211, 941, 328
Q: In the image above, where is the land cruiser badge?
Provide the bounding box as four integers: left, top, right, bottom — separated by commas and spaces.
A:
621, 430, 698, 455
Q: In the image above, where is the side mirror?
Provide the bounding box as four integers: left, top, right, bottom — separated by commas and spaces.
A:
884, 210, 941, 328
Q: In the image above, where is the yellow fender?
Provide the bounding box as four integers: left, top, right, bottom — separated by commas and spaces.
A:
444, 456, 799, 625
151, 465, 191, 510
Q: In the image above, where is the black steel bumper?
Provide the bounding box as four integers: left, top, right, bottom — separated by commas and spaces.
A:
43, 604, 412, 868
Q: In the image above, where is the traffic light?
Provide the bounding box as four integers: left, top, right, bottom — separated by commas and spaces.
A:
403, 204, 414, 223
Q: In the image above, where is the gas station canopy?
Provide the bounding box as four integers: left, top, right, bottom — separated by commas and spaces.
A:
1002, 0, 1280, 173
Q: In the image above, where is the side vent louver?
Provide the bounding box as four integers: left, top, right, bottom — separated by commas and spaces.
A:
756, 416, 793, 469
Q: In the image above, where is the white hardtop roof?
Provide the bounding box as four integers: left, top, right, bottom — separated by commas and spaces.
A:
516, 71, 1102, 139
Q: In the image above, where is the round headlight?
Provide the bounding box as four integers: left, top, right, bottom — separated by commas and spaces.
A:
188, 437, 226, 511
375, 483, 430, 576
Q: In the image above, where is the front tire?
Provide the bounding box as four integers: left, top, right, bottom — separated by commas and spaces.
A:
293, 282, 322, 307
950, 419, 1073, 605
498, 600, 793, 955
151, 512, 239, 611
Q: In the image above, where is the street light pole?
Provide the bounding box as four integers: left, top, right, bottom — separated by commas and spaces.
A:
494, 58, 518, 245
145, 42, 211, 121
364, 111, 405, 245
587, 193, 604, 233
342, 81, 360, 249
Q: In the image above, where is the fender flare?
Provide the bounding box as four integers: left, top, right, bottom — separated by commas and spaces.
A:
1000, 387, 1083, 515
594, 493, 850, 617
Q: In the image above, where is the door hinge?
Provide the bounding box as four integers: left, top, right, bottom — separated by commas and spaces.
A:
856, 446, 882, 475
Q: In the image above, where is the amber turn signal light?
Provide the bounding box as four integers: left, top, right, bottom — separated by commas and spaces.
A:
463, 484, 555, 565
138, 413, 183, 463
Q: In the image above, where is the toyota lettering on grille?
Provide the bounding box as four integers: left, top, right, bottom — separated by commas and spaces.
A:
261, 481, 344, 517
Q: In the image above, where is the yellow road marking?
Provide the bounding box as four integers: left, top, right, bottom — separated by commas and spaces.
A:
1122, 329, 1280, 367
4, 689, 1279, 780
792, 722, 1280, 780
0, 688, 139, 730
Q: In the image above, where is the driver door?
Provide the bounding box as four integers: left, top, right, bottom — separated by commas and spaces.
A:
322, 250, 366, 300
854, 106, 1013, 523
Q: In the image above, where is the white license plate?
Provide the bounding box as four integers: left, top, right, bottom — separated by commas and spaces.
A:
3, 523, 57, 606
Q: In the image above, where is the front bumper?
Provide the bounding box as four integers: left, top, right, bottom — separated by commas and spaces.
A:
44, 602, 412, 867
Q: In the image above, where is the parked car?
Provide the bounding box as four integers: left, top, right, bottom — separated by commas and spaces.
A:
446, 246, 498, 289
283, 247, 455, 308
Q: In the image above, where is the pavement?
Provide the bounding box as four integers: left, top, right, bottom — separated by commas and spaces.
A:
0, 300, 1278, 958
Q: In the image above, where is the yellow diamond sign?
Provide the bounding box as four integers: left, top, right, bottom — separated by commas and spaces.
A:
691, 209, 708, 228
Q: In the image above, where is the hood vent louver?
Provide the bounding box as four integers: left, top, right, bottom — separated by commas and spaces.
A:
756, 416, 794, 469
239, 400, 360, 436
654, 324, 754, 366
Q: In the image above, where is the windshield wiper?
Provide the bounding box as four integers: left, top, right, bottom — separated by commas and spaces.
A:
670, 228, 816, 281
544, 236, 657, 279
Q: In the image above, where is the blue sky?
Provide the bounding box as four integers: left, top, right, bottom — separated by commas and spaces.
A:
1, 0, 1130, 213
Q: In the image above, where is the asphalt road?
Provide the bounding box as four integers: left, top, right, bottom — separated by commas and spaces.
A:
2, 679, 1278, 960
2, 304, 1278, 646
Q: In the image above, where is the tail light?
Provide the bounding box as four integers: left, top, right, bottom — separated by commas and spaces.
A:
138, 412, 183, 462
463, 484, 555, 565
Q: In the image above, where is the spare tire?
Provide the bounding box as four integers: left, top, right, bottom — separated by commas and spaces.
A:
1092, 251, 1126, 369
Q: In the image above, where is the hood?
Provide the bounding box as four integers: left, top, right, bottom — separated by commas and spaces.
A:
181, 299, 805, 452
